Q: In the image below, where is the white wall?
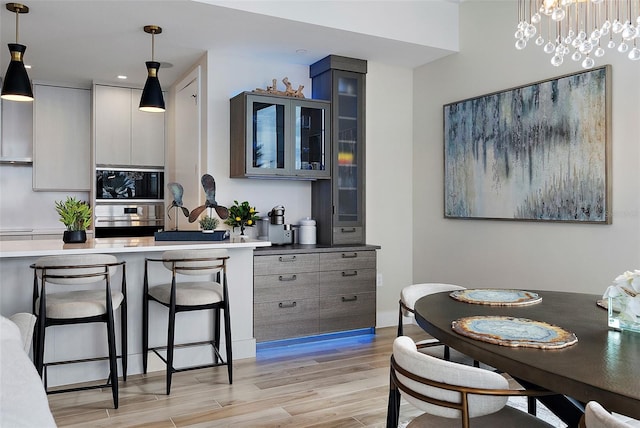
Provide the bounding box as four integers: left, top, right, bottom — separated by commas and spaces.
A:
204, 53, 315, 232
413, 1, 640, 295
366, 62, 414, 327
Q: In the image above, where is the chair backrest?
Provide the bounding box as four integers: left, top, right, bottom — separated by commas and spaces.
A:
584, 401, 632, 428
162, 249, 229, 276
392, 336, 508, 419
33, 254, 119, 285
400, 283, 465, 316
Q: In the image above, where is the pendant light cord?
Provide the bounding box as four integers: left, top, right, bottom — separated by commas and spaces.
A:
15, 8, 19, 44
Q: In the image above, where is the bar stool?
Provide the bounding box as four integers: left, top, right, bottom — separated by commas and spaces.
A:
31, 254, 127, 409
142, 249, 232, 395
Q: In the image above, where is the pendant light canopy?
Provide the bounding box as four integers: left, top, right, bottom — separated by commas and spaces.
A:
139, 25, 165, 113
1, 2, 33, 102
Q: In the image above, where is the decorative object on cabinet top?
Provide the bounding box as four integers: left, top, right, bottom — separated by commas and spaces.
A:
187, 174, 229, 223
255, 77, 304, 98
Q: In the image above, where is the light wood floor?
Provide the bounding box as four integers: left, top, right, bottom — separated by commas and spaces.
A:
47, 325, 428, 428
46, 325, 564, 428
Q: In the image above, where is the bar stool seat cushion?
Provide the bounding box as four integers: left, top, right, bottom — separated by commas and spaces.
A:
401, 283, 465, 317
148, 281, 223, 306
35, 290, 124, 319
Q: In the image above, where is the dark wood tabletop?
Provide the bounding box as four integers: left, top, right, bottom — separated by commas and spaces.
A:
414, 290, 640, 423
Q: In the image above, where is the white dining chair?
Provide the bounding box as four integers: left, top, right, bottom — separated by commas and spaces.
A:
582, 401, 640, 428
387, 336, 557, 428
399, 283, 466, 361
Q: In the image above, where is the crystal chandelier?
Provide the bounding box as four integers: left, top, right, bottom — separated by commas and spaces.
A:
515, 0, 640, 68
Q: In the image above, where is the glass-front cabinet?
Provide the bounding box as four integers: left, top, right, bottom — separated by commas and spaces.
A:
310, 55, 367, 245
230, 92, 330, 179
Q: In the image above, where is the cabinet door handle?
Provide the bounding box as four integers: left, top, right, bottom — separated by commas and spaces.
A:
341, 253, 358, 259
278, 274, 297, 282
278, 301, 297, 309
341, 271, 358, 277
341, 296, 358, 302
278, 256, 297, 262
340, 228, 357, 233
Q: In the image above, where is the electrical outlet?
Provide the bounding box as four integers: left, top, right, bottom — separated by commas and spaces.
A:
376, 273, 383, 287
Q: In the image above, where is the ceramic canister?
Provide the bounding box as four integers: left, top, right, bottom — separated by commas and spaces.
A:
298, 217, 316, 244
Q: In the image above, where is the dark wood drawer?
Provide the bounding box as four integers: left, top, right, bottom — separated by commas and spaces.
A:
254, 298, 319, 342
319, 268, 375, 297
254, 253, 319, 275
332, 227, 364, 245
318, 292, 376, 332
319, 250, 375, 271
254, 272, 318, 303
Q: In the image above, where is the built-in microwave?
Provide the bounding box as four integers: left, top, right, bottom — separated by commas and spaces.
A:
96, 168, 164, 201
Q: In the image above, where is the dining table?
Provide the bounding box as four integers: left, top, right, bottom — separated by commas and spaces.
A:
413, 289, 640, 427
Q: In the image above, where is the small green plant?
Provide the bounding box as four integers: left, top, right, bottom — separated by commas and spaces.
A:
199, 215, 219, 230
55, 197, 92, 231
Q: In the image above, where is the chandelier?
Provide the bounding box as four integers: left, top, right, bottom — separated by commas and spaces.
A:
515, 0, 640, 68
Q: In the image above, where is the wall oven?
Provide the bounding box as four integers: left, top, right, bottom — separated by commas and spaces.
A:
94, 168, 164, 238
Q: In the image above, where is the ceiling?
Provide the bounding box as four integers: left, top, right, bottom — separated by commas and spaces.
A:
1, 1, 458, 89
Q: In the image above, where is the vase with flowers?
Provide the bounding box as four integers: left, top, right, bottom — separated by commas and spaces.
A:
224, 200, 259, 236
603, 269, 640, 333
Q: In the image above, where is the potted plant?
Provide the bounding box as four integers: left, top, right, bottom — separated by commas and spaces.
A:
55, 196, 92, 243
198, 215, 219, 233
224, 200, 259, 236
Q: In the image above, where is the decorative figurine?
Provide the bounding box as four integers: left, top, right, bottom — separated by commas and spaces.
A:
167, 182, 190, 230
188, 174, 230, 223
255, 77, 305, 98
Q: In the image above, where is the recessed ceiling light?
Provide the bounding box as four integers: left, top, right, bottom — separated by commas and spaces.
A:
24, 64, 32, 69
117, 75, 127, 80
296, 49, 307, 55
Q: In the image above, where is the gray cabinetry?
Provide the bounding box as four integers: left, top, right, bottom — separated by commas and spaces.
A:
254, 253, 319, 342
253, 248, 377, 342
230, 92, 330, 179
310, 55, 367, 245
318, 251, 376, 332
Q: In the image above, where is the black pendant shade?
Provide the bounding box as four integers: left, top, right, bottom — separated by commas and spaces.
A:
1, 43, 33, 101
139, 60, 165, 112
2, 3, 33, 102
139, 25, 165, 113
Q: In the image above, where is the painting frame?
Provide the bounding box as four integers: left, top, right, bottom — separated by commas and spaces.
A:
443, 65, 611, 224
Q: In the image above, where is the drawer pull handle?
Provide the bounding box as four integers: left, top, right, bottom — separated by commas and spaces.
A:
341, 228, 357, 233
341, 253, 358, 259
278, 301, 297, 309
342, 296, 358, 302
342, 271, 358, 277
278, 274, 297, 282
278, 256, 297, 262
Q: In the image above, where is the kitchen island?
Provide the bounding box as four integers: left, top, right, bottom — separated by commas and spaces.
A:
0, 236, 270, 387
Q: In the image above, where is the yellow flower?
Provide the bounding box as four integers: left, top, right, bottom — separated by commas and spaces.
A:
250, 208, 255, 213
247, 219, 253, 225
235, 216, 241, 222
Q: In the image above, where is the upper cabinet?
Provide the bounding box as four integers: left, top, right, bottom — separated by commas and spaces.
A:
311, 55, 367, 245
230, 92, 330, 179
94, 84, 165, 167
33, 84, 91, 190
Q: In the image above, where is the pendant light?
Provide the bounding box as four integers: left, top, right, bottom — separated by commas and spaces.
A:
139, 25, 165, 112
1, 2, 33, 102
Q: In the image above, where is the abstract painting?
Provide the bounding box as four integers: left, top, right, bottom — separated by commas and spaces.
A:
444, 66, 611, 223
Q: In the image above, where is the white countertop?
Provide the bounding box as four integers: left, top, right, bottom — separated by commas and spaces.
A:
0, 236, 271, 258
